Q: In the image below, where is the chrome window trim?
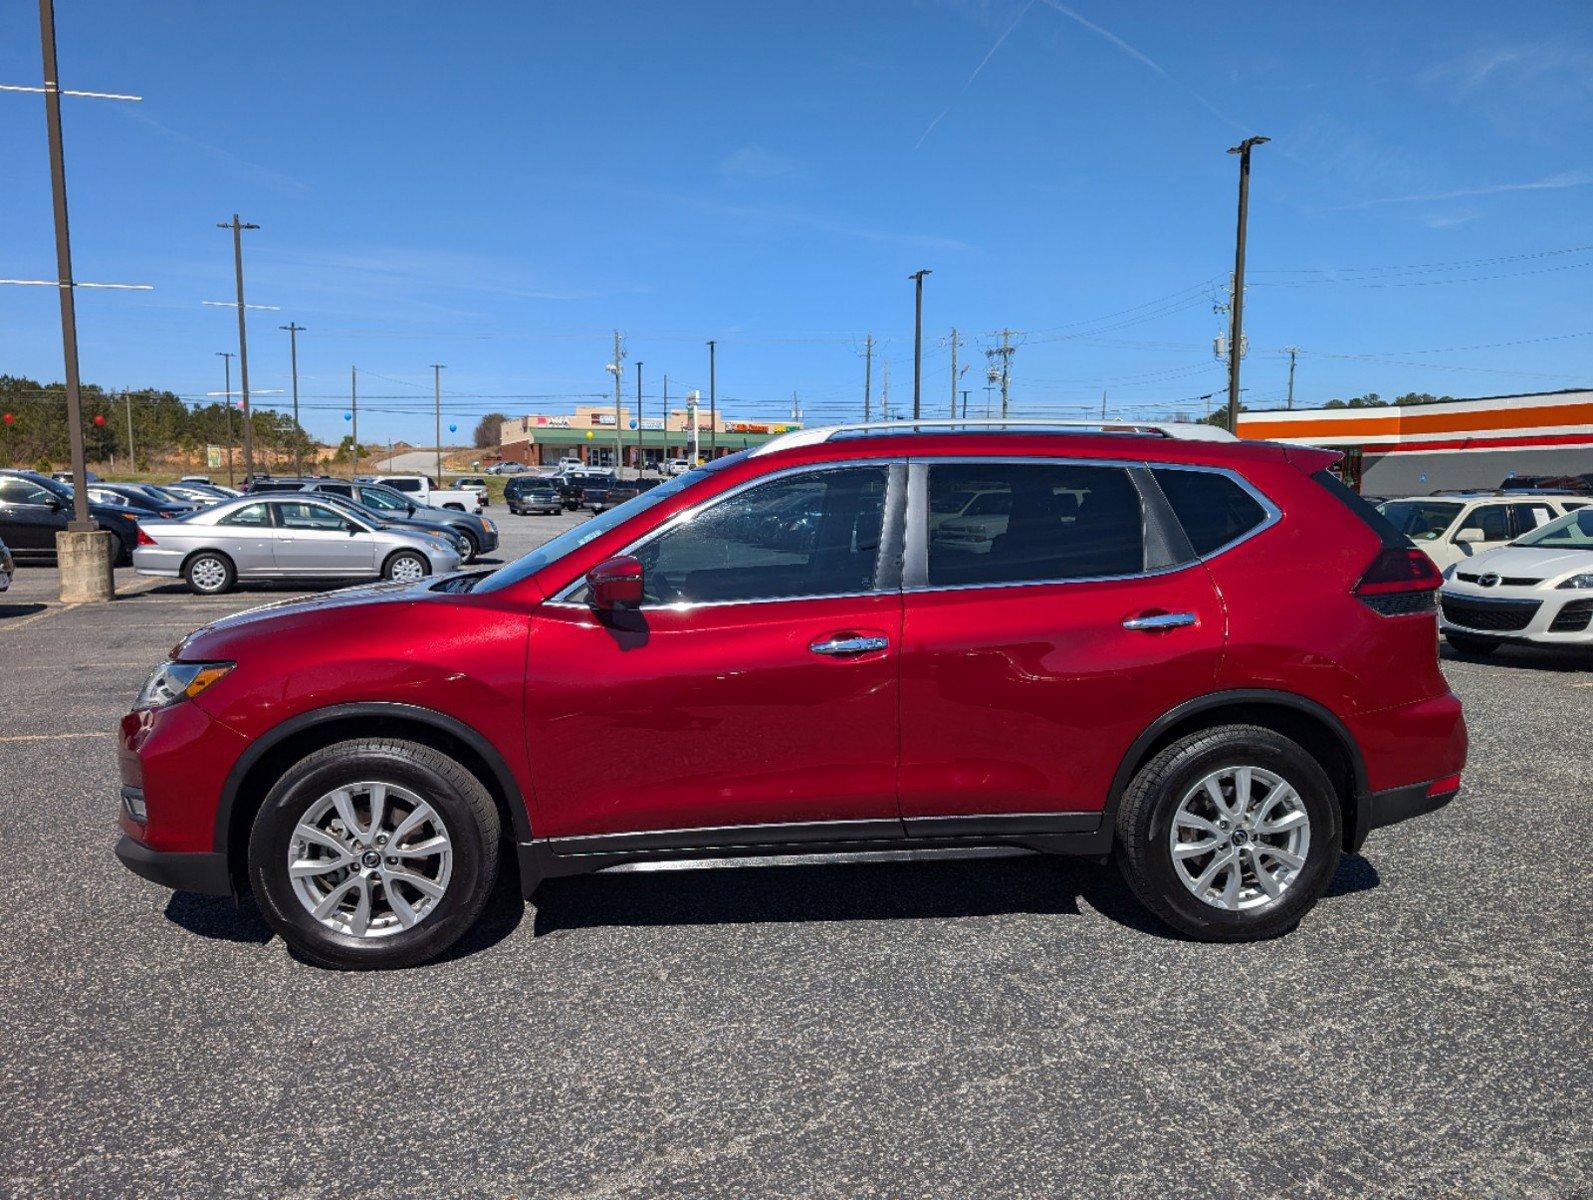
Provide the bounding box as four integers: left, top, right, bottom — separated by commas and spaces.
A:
900, 455, 1281, 597
545, 458, 903, 609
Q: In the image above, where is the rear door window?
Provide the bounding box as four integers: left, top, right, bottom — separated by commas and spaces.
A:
221, 502, 273, 527
926, 462, 1143, 587
1455, 504, 1511, 542
1151, 468, 1268, 556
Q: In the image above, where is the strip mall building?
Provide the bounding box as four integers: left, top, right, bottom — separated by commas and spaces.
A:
1235, 389, 1593, 494
496, 405, 799, 468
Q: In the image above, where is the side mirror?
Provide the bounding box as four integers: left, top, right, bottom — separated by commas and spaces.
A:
586, 554, 644, 610
1454, 528, 1484, 544
346, 522, 362, 535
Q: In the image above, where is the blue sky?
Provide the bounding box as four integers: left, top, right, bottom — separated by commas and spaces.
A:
1, 0, 1590, 444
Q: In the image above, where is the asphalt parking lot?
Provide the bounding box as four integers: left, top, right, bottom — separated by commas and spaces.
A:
1, 510, 1589, 1199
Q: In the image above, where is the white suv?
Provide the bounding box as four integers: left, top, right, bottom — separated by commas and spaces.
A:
1439, 507, 1593, 653
1376, 493, 1589, 572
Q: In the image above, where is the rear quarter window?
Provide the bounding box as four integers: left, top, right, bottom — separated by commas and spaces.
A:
1151, 468, 1269, 556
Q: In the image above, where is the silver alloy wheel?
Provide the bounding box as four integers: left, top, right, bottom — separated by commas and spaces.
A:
1169, 765, 1312, 912
287, 781, 454, 939
388, 554, 426, 583
190, 556, 228, 591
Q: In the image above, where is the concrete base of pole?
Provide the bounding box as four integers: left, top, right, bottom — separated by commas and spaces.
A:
56, 529, 116, 603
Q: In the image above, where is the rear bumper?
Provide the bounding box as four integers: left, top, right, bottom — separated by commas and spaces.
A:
115, 835, 231, 895
1350, 778, 1461, 852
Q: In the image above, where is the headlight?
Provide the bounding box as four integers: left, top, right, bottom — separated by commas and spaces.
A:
1557, 572, 1593, 590
135, 660, 233, 710
482, 518, 496, 533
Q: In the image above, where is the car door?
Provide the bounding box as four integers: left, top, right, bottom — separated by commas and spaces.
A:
0, 477, 68, 553
523, 461, 906, 842
271, 499, 376, 575
212, 500, 279, 575
896, 458, 1226, 833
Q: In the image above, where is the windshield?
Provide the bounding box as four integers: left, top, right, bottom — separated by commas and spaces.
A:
1376, 500, 1461, 541
1513, 507, 1593, 549
474, 452, 747, 594
359, 485, 412, 512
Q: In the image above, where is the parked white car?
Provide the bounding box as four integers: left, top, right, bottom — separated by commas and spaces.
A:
451, 476, 491, 507
1376, 492, 1589, 572
1438, 507, 1593, 653
367, 474, 483, 514
662, 458, 692, 476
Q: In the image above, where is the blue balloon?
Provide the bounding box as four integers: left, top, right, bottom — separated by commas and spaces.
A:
343, 412, 352, 421
628, 419, 638, 429
448, 424, 457, 433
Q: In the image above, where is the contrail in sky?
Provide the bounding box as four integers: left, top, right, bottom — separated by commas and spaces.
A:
914, 0, 1037, 150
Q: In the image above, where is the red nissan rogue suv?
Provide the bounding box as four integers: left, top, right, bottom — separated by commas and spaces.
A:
115, 422, 1465, 969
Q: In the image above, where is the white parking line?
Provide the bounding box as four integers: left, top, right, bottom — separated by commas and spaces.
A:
0, 732, 114, 743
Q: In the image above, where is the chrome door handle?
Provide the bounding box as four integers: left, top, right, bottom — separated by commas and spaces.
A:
810, 635, 889, 656
1122, 611, 1197, 631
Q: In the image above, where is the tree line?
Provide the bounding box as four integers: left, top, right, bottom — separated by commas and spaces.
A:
0, 374, 316, 472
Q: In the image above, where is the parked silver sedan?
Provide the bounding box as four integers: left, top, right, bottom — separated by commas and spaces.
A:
132, 494, 462, 595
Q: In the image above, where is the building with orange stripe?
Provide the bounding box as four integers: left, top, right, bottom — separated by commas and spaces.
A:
1235, 389, 1593, 494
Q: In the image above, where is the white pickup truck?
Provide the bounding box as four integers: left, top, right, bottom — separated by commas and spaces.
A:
367, 474, 484, 514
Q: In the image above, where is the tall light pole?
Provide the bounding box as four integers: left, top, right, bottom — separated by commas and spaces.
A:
218, 214, 260, 477
909, 269, 932, 420
431, 363, 445, 481
1225, 135, 1268, 432
280, 323, 305, 476
1284, 345, 1299, 410
350, 366, 359, 480
215, 351, 235, 488
37, 0, 91, 530
706, 339, 717, 457
607, 330, 625, 471
634, 360, 644, 471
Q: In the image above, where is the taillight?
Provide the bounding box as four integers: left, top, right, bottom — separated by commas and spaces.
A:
136, 527, 158, 547
1354, 547, 1440, 615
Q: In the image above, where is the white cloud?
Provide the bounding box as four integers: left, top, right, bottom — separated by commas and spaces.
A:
717, 145, 805, 181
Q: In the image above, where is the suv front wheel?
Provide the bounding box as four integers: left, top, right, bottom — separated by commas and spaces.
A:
1115, 724, 1342, 942
247, 738, 501, 969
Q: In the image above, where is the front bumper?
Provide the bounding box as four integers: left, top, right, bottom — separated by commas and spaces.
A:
115, 835, 231, 895
1439, 586, 1593, 645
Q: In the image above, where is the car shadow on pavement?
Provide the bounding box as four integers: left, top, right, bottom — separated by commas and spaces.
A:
531, 854, 1173, 938
531, 849, 1387, 941
1441, 643, 1593, 672
163, 892, 273, 945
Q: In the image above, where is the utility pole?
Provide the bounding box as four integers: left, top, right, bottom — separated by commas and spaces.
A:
1225, 135, 1269, 431
350, 365, 359, 480
1284, 345, 1299, 410
634, 360, 644, 471
431, 363, 445, 481
861, 333, 874, 421
216, 351, 235, 487
948, 326, 957, 418
985, 329, 1015, 419
706, 339, 717, 457
123, 389, 135, 472
662, 374, 669, 462
909, 269, 931, 419
280, 323, 305, 476
881, 361, 891, 421
1100, 390, 1108, 420
609, 330, 625, 472
37, 0, 92, 531
218, 214, 260, 478
961, 388, 970, 419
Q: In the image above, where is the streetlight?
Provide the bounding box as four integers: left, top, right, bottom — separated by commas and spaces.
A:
1225, 135, 1268, 432
909, 268, 932, 419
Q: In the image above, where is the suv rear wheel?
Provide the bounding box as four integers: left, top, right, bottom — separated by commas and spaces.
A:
1115, 724, 1342, 941
247, 738, 501, 969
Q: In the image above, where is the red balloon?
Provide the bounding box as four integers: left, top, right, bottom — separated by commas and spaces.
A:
1, 412, 13, 424
93, 414, 106, 426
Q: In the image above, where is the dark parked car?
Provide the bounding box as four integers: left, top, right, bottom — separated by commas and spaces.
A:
88, 483, 197, 520
296, 479, 498, 562
557, 470, 614, 510
588, 477, 660, 513
505, 475, 562, 515
116, 421, 1465, 969
0, 470, 143, 564
308, 491, 474, 561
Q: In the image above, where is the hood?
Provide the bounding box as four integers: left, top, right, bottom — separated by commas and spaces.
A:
175, 577, 434, 658
1458, 545, 1593, 578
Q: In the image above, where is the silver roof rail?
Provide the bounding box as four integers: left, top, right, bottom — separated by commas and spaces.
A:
750, 418, 1236, 457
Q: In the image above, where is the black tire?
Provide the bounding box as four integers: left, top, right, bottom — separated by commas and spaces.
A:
1446, 632, 1500, 656
1115, 724, 1343, 942
183, 550, 236, 595
457, 529, 481, 563
247, 737, 501, 970
383, 549, 429, 582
